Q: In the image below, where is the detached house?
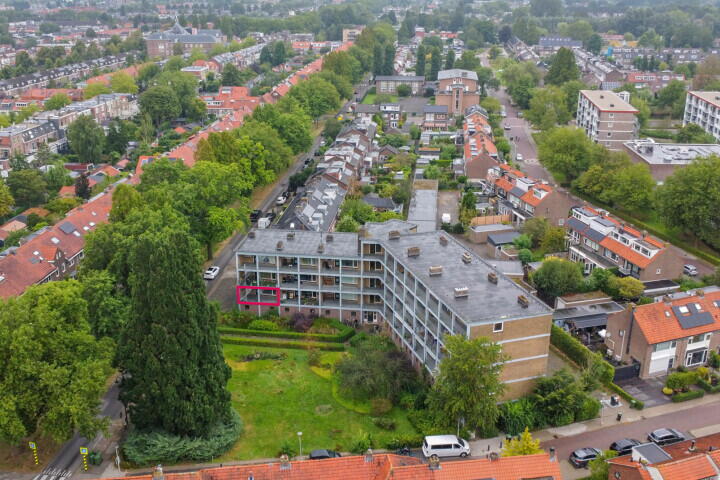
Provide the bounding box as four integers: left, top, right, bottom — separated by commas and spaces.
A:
605, 288, 720, 378
566, 206, 681, 280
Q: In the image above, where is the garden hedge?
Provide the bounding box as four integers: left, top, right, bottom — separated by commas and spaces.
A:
671, 390, 705, 402
220, 336, 345, 351
218, 324, 355, 343
607, 382, 644, 410
697, 378, 720, 394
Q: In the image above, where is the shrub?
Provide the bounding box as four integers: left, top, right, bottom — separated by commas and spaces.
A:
576, 396, 601, 421
697, 377, 720, 393
218, 310, 255, 328
550, 325, 590, 368
247, 319, 280, 331
662, 387, 674, 395
349, 432, 373, 454
292, 312, 313, 332
278, 440, 297, 457
499, 397, 541, 435
384, 434, 425, 450
671, 389, 704, 402
220, 336, 345, 351
710, 351, 720, 369
307, 349, 321, 366
122, 410, 242, 465
370, 398, 393, 416
398, 393, 417, 410
666, 371, 698, 391
372, 417, 397, 430
696, 367, 710, 381
217, 324, 355, 343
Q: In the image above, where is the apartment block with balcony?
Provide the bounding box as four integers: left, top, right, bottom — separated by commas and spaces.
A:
435, 69, 481, 115
566, 206, 681, 281
235, 220, 554, 399
683, 91, 720, 142
605, 287, 720, 378
576, 90, 638, 150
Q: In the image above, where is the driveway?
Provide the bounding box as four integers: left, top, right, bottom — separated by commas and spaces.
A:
616, 376, 670, 409
437, 190, 460, 225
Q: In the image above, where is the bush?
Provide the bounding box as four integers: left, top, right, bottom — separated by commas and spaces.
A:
697, 377, 720, 393
499, 397, 541, 435
307, 349, 321, 366
220, 336, 345, 351
662, 387, 674, 395
551, 325, 591, 368
576, 396, 601, 421
710, 351, 720, 369
217, 323, 355, 343
247, 319, 280, 331
666, 371, 698, 391
349, 432, 373, 454
278, 440, 297, 457
292, 312, 313, 332
607, 382, 644, 410
398, 393, 417, 410
384, 433, 425, 450
122, 410, 242, 465
218, 310, 255, 328
370, 398, 393, 416
671, 389, 704, 402
372, 417, 397, 430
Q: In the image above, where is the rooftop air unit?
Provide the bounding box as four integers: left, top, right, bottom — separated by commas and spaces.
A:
454, 286, 469, 298
407, 246, 421, 257
429, 265, 443, 276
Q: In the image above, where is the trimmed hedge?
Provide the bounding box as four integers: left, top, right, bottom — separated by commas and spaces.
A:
671, 389, 705, 402
220, 336, 345, 351
697, 378, 720, 394
217, 324, 355, 343
607, 382, 644, 410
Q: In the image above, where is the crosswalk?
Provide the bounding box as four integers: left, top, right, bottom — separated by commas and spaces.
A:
32, 467, 72, 480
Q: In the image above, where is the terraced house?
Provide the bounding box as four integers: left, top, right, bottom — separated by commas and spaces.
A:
235, 220, 554, 399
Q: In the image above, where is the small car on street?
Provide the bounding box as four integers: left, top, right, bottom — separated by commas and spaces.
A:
203, 266, 220, 280
648, 428, 685, 446
609, 438, 641, 456
569, 447, 601, 468
683, 264, 699, 276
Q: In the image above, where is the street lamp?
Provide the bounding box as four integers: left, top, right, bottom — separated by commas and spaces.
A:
297, 431, 303, 458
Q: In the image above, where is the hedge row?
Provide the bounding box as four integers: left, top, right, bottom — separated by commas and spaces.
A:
671, 389, 705, 402
220, 336, 345, 351
218, 325, 355, 343
697, 378, 720, 394
607, 382, 644, 410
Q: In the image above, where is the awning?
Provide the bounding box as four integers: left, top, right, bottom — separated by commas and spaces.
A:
568, 314, 608, 329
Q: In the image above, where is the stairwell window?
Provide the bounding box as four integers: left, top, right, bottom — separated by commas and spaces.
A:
493, 322, 503, 333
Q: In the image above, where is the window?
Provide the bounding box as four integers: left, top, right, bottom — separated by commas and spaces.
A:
653, 340, 677, 352
686, 349, 707, 367
690, 334, 709, 344
609, 113, 615, 119
493, 322, 503, 332
607, 132, 612, 137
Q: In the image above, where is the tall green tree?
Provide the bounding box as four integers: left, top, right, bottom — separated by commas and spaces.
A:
545, 48, 580, 86
531, 257, 583, 299
0, 281, 114, 444
75, 173, 91, 199
429, 47, 442, 81
526, 86, 571, 130
79, 270, 129, 340
287, 76, 340, 118
68, 115, 105, 164
502, 428, 544, 456
117, 220, 232, 437
44, 93, 71, 111
0, 182, 13, 217
656, 155, 720, 249
538, 126, 600, 182
415, 44, 426, 77
383, 43, 395, 76
6, 169, 46, 207
221, 63, 243, 86
429, 335, 506, 434
140, 85, 181, 126
444, 50, 455, 70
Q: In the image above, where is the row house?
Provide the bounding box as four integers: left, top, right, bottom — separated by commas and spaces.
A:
609, 433, 720, 480
566, 206, 681, 280
534, 36, 582, 57
611, 46, 720, 68
489, 164, 574, 227
0, 188, 114, 298
375, 75, 425, 95
626, 71, 686, 93
683, 91, 720, 142
435, 69, 481, 115
421, 105, 450, 131
0, 54, 129, 97
353, 103, 402, 129
236, 221, 554, 399
573, 49, 625, 90
605, 288, 720, 378
463, 110, 498, 183
200, 86, 261, 117
212, 43, 264, 69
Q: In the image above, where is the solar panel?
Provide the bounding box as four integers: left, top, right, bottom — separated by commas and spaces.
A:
58, 222, 76, 234
672, 304, 714, 329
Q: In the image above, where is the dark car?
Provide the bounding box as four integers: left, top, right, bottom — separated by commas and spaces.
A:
648, 428, 685, 446
265, 212, 277, 221
569, 447, 602, 468
250, 210, 262, 222
309, 449, 341, 460
609, 438, 641, 456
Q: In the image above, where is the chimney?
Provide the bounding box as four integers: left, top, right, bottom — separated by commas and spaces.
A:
697, 289, 705, 298
518, 295, 530, 308
276, 241, 284, 251
364, 449, 373, 463
461, 252, 472, 264
487, 272, 498, 284
280, 454, 291, 470
549, 447, 556, 462
439, 235, 448, 246
689, 440, 696, 452
662, 294, 672, 305
152, 465, 164, 480
489, 452, 499, 461
428, 454, 441, 470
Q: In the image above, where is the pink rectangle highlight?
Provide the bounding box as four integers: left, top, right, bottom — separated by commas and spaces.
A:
236, 285, 281, 306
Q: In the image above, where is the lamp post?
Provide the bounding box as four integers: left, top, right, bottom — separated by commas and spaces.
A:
297, 431, 303, 458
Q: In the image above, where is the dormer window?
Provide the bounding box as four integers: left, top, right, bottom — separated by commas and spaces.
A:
678, 305, 689, 314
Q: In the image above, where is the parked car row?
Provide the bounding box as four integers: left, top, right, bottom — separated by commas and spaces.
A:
570, 428, 686, 468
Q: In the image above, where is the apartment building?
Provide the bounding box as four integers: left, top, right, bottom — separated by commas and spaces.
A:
609, 433, 720, 480
375, 75, 425, 95
566, 206, 681, 281
145, 21, 225, 58
604, 288, 720, 378
342, 26, 364, 43
683, 91, 720, 142
488, 164, 575, 227
435, 69, 481, 115
534, 36, 582, 56
623, 138, 720, 181
576, 90, 638, 150
236, 220, 554, 399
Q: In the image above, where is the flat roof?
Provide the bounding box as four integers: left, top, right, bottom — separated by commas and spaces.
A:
581, 90, 638, 113
624, 140, 720, 165
381, 231, 552, 323
236, 230, 358, 258
407, 188, 437, 233
688, 90, 720, 107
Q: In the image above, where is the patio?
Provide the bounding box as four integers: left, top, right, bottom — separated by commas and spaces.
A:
616, 376, 671, 408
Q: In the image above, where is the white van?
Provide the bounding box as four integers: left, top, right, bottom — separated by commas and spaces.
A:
422, 435, 471, 458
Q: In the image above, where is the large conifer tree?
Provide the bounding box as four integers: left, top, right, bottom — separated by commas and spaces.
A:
117, 223, 231, 437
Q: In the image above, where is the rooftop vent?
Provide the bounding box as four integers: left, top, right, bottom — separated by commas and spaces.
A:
454, 286, 469, 298
326, 234, 334, 242
248, 231, 256, 238
428, 454, 441, 470
429, 265, 443, 276
461, 252, 472, 264
407, 246, 421, 257
317, 243, 324, 253
287, 232, 294, 240
276, 241, 283, 251
518, 295, 530, 308
388, 230, 400, 240
439, 236, 448, 246
279, 454, 291, 470
487, 272, 498, 284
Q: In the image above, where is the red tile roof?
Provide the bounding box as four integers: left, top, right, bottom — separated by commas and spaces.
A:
599, 236, 659, 268
655, 455, 717, 480
97, 453, 561, 480
633, 290, 720, 344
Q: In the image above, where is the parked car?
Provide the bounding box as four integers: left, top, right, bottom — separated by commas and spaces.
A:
504, 125, 512, 131
609, 438, 641, 456
309, 449, 341, 460
648, 428, 685, 445
422, 435, 470, 458
250, 210, 262, 222
276, 194, 287, 205
683, 264, 699, 276
203, 266, 220, 280
265, 212, 277, 221
569, 448, 602, 468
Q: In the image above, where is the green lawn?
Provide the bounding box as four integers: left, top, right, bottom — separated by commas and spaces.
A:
361, 93, 398, 104
219, 344, 417, 460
